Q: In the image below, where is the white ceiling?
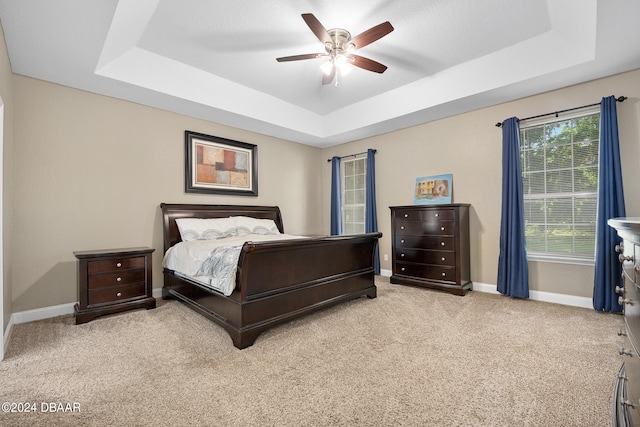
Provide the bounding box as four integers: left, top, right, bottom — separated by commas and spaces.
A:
1, 0, 639, 148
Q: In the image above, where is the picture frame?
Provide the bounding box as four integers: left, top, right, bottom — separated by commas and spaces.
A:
414, 173, 452, 205
185, 131, 258, 196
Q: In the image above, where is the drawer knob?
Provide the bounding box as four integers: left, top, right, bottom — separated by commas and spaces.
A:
441, 257, 445, 261
616, 286, 624, 294
619, 296, 633, 306
401, 253, 405, 257
116, 292, 122, 297
400, 226, 405, 230
441, 242, 445, 246
441, 272, 446, 277
116, 262, 122, 268
435, 213, 439, 217
401, 239, 405, 243
620, 254, 633, 263
116, 277, 122, 282
615, 244, 624, 253
441, 226, 445, 231
620, 347, 634, 357
401, 267, 406, 272
404, 214, 408, 218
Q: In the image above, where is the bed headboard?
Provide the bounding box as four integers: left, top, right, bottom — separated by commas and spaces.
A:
160, 203, 285, 252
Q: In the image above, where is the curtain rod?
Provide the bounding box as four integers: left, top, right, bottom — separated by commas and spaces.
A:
326, 149, 376, 162
495, 95, 627, 127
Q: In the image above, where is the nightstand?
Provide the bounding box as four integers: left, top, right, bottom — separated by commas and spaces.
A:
74, 247, 156, 324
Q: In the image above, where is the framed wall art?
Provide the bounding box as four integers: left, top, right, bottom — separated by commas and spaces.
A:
414, 173, 452, 205
185, 131, 258, 196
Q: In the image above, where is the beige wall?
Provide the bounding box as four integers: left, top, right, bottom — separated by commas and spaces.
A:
11, 76, 323, 312
322, 69, 640, 298
7, 61, 640, 314
0, 25, 14, 333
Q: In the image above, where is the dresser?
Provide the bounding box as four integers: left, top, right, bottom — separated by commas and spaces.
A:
74, 247, 156, 324
610, 218, 640, 426
389, 204, 471, 295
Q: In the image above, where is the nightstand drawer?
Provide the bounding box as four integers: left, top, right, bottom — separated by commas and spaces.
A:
88, 256, 145, 274
88, 269, 145, 289
88, 283, 146, 306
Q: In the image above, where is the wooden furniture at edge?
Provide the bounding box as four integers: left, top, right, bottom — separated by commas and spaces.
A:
390, 204, 471, 296
610, 218, 640, 426
74, 247, 156, 324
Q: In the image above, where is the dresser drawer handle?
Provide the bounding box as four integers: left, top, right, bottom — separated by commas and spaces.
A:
404, 214, 409, 218
400, 226, 405, 230
615, 244, 624, 253
435, 213, 439, 217
116, 262, 122, 268
441, 226, 445, 231
616, 286, 624, 294
401, 253, 405, 257
620, 398, 637, 408
441, 257, 445, 261
401, 267, 406, 272
620, 347, 634, 357
441, 242, 445, 246
441, 272, 446, 277
619, 296, 633, 306
116, 292, 122, 297
116, 277, 122, 282
620, 254, 633, 263
401, 239, 405, 243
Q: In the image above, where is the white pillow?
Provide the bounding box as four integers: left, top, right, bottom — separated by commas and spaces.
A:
234, 216, 280, 236
175, 217, 237, 241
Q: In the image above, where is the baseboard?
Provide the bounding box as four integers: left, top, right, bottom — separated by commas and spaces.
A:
471, 282, 594, 309
10, 288, 164, 325
3, 315, 14, 358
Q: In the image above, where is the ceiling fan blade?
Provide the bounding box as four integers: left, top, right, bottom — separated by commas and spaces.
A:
301, 13, 332, 45
276, 53, 323, 62
348, 21, 394, 50
351, 55, 388, 73
322, 67, 336, 85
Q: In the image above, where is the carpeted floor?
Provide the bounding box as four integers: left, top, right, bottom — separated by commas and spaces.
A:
0, 277, 623, 426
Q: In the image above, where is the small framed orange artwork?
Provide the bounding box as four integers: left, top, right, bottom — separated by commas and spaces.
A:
185, 131, 258, 196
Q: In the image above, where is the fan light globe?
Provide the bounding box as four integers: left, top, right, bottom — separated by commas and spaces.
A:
321, 61, 333, 75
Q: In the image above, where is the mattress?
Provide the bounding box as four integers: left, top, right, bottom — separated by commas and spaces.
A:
162, 234, 306, 296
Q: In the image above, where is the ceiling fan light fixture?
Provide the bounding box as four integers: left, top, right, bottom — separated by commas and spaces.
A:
321, 60, 334, 75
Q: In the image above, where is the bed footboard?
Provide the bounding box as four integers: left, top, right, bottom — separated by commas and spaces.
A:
163, 232, 381, 349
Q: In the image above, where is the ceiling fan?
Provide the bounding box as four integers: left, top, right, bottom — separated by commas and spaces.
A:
276, 13, 394, 86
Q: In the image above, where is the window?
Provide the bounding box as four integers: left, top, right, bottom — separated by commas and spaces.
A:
520, 109, 600, 263
342, 157, 367, 234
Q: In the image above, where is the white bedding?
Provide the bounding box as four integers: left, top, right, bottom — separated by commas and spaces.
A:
162, 234, 307, 296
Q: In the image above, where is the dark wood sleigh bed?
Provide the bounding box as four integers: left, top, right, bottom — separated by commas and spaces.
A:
160, 203, 382, 349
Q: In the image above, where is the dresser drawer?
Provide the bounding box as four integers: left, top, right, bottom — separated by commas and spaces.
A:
395, 208, 455, 222
88, 256, 145, 274
396, 220, 454, 236
88, 283, 147, 306
395, 262, 456, 283
621, 243, 640, 285
396, 248, 455, 266
396, 235, 455, 251
88, 269, 146, 289
623, 276, 640, 348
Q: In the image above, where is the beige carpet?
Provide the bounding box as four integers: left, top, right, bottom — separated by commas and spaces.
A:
0, 277, 623, 426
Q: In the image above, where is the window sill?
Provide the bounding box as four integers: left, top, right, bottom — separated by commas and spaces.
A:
526, 254, 595, 266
